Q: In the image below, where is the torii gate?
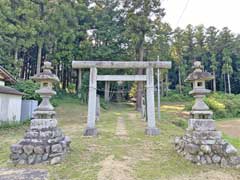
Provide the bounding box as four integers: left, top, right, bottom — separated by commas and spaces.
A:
72, 61, 172, 136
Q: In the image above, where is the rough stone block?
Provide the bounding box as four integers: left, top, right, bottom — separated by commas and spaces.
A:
212, 154, 221, 164
28, 154, 36, 164
229, 156, 240, 166
51, 144, 62, 153
11, 144, 23, 154
184, 144, 199, 155
50, 157, 61, 165
34, 146, 44, 154
200, 145, 211, 154
224, 144, 238, 156
23, 145, 34, 155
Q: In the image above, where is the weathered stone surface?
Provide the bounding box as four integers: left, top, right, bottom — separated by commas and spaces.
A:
212, 155, 221, 163
50, 157, 61, 165
205, 155, 212, 164
10, 153, 20, 160
28, 154, 36, 164
23, 145, 34, 155
188, 119, 215, 131
200, 156, 207, 165
0, 168, 48, 180
45, 146, 50, 153
184, 144, 199, 154
225, 144, 238, 156
35, 155, 42, 164
51, 144, 62, 153
11, 144, 23, 154
34, 146, 44, 154
229, 156, 240, 166
42, 154, 48, 161
200, 145, 211, 154
220, 157, 228, 167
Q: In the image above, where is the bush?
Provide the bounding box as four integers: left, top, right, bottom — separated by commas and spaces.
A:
204, 92, 240, 119
161, 90, 193, 102
12, 80, 40, 101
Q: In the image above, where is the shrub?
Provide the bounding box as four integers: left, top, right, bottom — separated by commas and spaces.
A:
12, 80, 41, 101
161, 90, 192, 102
204, 92, 240, 119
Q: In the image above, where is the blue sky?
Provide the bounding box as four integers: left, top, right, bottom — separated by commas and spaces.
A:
162, 0, 240, 34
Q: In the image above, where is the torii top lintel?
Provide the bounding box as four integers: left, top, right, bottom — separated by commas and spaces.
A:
72, 61, 172, 69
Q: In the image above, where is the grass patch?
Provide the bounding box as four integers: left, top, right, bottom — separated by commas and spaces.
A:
0, 98, 239, 179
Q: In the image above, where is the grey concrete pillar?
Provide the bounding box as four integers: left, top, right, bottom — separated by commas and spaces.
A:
84, 67, 98, 136
145, 67, 160, 136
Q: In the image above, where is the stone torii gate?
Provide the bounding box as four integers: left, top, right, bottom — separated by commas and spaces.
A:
72, 61, 171, 136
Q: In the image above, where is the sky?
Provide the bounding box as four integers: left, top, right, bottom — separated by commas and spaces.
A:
162, 0, 240, 34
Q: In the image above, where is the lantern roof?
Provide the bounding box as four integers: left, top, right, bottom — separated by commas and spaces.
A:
185, 61, 214, 82
31, 61, 59, 83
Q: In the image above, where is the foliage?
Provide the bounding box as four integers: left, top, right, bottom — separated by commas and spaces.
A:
205, 93, 240, 119
161, 90, 192, 102
12, 80, 40, 101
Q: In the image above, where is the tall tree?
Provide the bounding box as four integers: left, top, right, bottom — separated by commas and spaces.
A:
123, 0, 165, 111
222, 48, 233, 94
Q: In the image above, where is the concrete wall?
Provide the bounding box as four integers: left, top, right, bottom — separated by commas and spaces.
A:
0, 93, 22, 122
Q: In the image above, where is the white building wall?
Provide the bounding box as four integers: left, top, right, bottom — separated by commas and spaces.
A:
0, 93, 22, 122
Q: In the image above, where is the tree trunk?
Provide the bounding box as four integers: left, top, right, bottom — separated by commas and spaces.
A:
227, 73, 231, 94
178, 65, 182, 94
213, 71, 216, 92
37, 43, 43, 74
14, 47, 18, 62
136, 43, 144, 111
165, 72, 169, 96
223, 74, 226, 94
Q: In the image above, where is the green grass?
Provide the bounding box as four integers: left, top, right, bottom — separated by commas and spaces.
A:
0, 97, 239, 179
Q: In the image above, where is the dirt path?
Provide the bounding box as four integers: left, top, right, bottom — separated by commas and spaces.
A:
97, 155, 135, 180
217, 119, 240, 138
115, 117, 128, 138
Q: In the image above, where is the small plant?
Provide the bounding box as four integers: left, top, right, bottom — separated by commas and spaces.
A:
12, 80, 41, 101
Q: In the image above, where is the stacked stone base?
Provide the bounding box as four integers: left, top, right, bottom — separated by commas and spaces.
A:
175, 129, 240, 168
10, 119, 71, 165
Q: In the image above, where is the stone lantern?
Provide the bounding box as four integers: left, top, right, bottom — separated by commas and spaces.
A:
175, 61, 240, 168
185, 61, 214, 131
10, 62, 70, 165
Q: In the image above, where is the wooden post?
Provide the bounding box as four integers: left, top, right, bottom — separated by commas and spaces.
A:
84, 67, 98, 136
104, 81, 110, 102
145, 67, 160, 135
